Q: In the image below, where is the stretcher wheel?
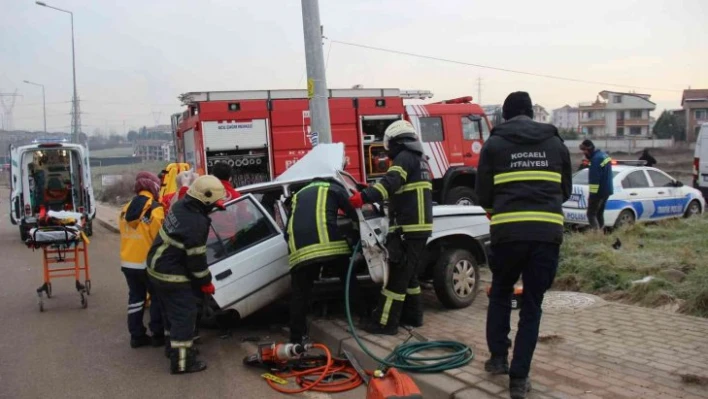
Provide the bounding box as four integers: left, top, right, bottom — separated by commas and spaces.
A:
38, 296, 44, 312
46, 283, 52, 298
80, 293, 88, 309
85, 280, 91, 295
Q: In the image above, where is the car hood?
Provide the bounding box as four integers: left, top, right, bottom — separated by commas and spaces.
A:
433, 205, 487, 217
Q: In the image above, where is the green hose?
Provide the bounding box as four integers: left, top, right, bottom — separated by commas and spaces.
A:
344, 241, 474, 373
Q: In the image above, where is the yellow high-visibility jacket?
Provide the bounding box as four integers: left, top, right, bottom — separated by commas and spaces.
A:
119, 191, 164, 269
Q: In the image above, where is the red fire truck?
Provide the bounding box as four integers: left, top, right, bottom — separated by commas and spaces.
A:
171, 88, 491, 205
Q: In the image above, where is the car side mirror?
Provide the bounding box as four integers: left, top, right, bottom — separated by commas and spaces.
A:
673, 180, 683, 187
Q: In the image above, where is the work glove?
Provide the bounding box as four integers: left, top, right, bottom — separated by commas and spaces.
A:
200, 282, 216, 295
486, 212, 492, 220
349, 191, 364, 209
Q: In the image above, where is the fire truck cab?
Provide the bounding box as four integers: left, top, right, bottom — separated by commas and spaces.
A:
172, 88, 491, 205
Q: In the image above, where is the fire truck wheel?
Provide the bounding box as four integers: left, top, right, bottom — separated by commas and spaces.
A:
444, 187, 478, 206
433, 248, 480, 309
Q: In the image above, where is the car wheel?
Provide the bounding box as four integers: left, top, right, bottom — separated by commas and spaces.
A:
684, 200, 701, 218
433, 248, 480, 309
84, 219, 93, 237
444, 186, 478, 206
614, 209, 635, 228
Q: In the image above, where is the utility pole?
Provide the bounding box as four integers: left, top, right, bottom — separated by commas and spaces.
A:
23, 80, 46, 132
0, 90, 21, 131
301, 0, 331, 144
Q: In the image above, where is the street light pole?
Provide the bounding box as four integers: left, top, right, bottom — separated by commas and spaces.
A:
36, 1, 80, 143
301, 0, 332, 144
23, 80, 46, 133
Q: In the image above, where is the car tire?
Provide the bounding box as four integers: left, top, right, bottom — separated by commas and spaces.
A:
433, 248, 480, 309
19, 225, 28, 242
614, 209, 635, 228
84, 219, 93, 237
683, 200, 701, 218
444, 186, 478, 206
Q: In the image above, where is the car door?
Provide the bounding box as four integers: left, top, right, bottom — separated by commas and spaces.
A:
646, 169, 684, 218
207, 194, 290, 312
618, 170, 655, 221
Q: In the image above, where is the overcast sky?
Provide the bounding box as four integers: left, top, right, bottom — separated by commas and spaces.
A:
2, 0, 706, 133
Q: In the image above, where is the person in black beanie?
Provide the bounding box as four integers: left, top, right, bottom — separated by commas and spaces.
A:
475, 91, 572, 399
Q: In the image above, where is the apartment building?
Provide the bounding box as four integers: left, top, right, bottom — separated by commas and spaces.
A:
532, 104, 549, 123
681, 89, 708, 142
133, 140, 174, 162
578, 91, 656, 137
552, 105, 580, 130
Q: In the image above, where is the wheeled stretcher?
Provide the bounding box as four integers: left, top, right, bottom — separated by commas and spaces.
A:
25, 211, 92, 312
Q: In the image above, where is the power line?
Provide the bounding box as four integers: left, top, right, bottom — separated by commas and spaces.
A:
330, 39, 683, 93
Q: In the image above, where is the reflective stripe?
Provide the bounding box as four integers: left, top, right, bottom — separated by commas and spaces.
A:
289, 241, 351, 267
406, 286, 421, 295
494, 170, 561, 185
128, 307, 142, 315
192, 268, 210, 279
178, 347, 186, 371
316, 186, 329, 244
287, 194, 298, 253
417, 187, 424, 226
171, 340, 193, 348
373, 183, 388, 200
391, 224, 433, 233
394, 181, 432, 194
600, 157, 612, 167
128, 301, 145, 309
490, 211, 564, 226
379, 289, 405, 325
388, 166, 408, 181
589, 184, 599, 194
185, 246, 206, 256
121, 261, 146, 269
159, 228, 185, 249
147, 266, 190, 283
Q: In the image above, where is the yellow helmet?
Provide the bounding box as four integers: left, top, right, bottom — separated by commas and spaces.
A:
187, 175, 226, 206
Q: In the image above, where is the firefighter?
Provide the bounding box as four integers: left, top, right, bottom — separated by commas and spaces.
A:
285, 177, 359, 345
146, 175, 226, 374
210, 162, 241, 202
475, 91, 572, 399
579, 139, 613, 230
349, 120, 433, 335
119, 172, 165, 348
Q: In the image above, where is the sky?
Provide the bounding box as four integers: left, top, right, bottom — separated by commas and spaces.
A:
1, 0, 706, 134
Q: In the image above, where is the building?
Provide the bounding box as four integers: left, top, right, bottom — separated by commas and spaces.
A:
681, 89, 708, 142
532, 104, 549, 123
552, 105, 580, 130
133, 140, 174, 162
578, 91, 656, 137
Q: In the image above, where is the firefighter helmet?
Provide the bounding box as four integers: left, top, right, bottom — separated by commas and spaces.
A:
383, 120, 418, 150
187, 175, 226, 206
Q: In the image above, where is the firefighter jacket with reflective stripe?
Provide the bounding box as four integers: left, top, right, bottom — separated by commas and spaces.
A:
362, 149, 433, 238
119, 191, 164, 270
587, 149, 614, 198
146, 196, 212, 286
285, 179, 358, 269
475, 116, 573, 245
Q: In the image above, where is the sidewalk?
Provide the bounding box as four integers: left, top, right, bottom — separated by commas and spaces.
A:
310, 290, 708, 399
95, 202, 121, 233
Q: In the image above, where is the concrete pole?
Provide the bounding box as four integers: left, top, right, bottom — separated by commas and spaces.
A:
301, 0, 331, 144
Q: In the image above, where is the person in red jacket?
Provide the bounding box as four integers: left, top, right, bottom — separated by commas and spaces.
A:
210, 163, 241, 202
161, 171, 199, 212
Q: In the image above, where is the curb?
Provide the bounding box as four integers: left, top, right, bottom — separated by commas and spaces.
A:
308, 319, 503, 399
94, 216, 119, 234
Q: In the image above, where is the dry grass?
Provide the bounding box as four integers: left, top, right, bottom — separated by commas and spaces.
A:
558, 216, 708, 317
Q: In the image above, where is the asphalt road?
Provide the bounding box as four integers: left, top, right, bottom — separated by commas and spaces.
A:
0, 194, 363, 399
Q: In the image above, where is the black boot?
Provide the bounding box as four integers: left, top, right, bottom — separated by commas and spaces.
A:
170, 346, 207, 375
509, 377, 532, 399
363, 293, 404, 335
400, 294, 423, 327
130, 335, 152, 349
151, 334, 166, 348
484, 355, 509, 375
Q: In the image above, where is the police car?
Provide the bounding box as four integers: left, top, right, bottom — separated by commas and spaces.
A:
563, 161, 704, 228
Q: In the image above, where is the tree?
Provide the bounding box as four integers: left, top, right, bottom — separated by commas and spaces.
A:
559, 128, 579, 140
653, 110, 686, 141
127, 130, 138, 142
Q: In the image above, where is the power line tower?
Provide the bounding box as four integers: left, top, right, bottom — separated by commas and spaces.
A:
71, 95, 82, 142
152, 111, 162, 126
0, 90, 21, 131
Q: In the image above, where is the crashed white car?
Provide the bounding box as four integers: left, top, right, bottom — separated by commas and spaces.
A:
205, 144, 490, 320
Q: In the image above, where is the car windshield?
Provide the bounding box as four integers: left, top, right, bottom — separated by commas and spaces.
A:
572, 169, 620, 185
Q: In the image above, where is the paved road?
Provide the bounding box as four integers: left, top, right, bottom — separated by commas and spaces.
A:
0, 196, 363, 398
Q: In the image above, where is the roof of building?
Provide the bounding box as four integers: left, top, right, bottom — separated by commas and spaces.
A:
599, 90, 655, 105
554, 104, 579, 111
682, 89, 708, 105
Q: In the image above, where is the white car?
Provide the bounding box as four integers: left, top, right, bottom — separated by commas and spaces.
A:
203, 144, 491, 321
563, 164, 705, 228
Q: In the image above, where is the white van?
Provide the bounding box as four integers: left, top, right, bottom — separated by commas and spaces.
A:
9, 140, 96, 240
694, 123, 708, 198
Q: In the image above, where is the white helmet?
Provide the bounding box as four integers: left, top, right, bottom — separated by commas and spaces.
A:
187, 175, 226, 206
383, 120, 418, 150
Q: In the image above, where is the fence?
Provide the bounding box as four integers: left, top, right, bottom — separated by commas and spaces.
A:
564, 138, 676, 154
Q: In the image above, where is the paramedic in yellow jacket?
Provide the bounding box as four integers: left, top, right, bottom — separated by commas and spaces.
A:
119, 172, 165, 349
